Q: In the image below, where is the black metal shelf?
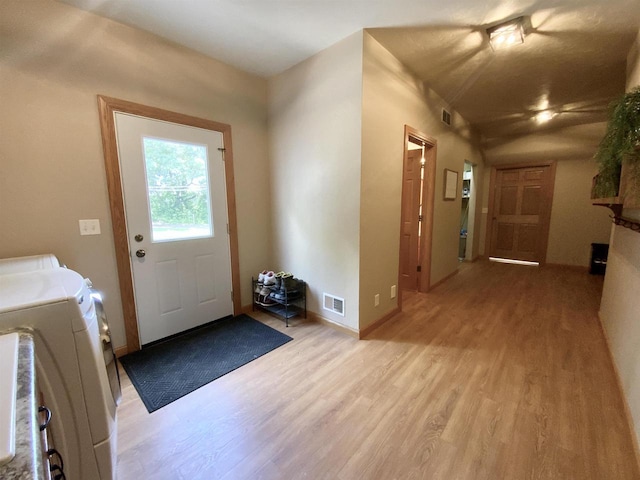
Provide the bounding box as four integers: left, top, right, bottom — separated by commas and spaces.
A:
255, 303, 304, 320
252, 277, 307, 327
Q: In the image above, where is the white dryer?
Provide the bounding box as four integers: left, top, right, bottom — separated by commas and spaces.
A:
0, 266, 119, 480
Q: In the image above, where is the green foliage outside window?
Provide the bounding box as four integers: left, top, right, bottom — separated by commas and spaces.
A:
143, 138, 211, 227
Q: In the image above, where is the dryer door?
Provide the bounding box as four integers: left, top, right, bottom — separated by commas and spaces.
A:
90, 291, 122, 406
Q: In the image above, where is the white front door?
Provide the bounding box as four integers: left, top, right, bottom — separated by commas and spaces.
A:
115, 112, 233, 345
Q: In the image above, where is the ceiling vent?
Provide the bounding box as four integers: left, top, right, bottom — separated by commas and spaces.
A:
323, 293, 345, 316
442, 109, 452, 126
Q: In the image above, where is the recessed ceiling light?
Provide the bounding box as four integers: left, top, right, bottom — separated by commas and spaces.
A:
486, 17, 526, 50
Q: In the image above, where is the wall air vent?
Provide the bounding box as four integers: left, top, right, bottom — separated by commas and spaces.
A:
442, 108, 452, 126
323, 293, 345, 316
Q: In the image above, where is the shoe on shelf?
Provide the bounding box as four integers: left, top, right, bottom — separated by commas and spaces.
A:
263, 271, 277, 286
273, 271, 283, 289
282, 275, 298, 290
257, 295, 277, 307
257, 270, 269, 284
275, 272, 292, 289
274, 290, 299, 301
259, 286, 272, 296
269, 291, 285, 301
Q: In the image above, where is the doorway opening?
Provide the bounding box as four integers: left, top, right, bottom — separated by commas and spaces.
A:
458, 161, 477, 261
399, 126, 436, 298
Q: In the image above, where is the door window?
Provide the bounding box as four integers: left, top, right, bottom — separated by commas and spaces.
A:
142, 137, 213, 242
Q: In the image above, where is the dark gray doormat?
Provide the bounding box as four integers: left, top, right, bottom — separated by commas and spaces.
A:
119, 314, 293, 412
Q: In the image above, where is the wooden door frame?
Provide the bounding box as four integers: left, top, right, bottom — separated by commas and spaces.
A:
97, 95, 241, 353
398, 126, 437, 310
485, 161, 557, 264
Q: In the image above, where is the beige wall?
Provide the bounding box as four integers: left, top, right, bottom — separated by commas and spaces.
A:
547, 159, 613, 266
360, 33, 485, 329
268, 31, 487, 332
600, 28, 640, 452
0, 0, 271, 349
268, 32, 363, 331
600, 226, 640, 447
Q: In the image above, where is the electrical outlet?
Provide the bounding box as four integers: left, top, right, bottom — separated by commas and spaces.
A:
374, 294, 380, 307
391, 285, 397, 299
79, 219, 101, 236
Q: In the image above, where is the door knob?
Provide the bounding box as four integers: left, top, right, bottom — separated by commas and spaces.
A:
135, 249, 146, 258
134, 234, 144, 242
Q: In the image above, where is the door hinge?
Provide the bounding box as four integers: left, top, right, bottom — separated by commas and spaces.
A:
218, 147, 226, 161
418, 215, 423, 222
231, 290, 234, 301
417, 265, 422, 272
226, 223, 230, 234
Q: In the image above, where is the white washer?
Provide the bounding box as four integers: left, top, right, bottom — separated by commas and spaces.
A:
0, 253, 60, 274
0, 267, 119, 480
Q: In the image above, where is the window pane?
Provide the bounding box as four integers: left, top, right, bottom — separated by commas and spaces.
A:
142, 137, 213, 242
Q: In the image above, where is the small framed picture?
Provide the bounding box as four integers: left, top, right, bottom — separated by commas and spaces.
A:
444, 168, 458, 201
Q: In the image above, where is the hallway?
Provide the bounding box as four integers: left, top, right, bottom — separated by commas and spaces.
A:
117, 260, 639, 479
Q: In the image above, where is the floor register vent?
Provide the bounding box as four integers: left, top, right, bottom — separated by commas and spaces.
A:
323, 293, 345, 316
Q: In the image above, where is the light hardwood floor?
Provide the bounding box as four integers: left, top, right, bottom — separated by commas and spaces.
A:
116, 260, 640, 479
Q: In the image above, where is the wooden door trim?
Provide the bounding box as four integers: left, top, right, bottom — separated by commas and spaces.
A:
537, 161, 556, 265
97, 95, 242, 353
398, 126, 437, 309
485, 161, 557, 264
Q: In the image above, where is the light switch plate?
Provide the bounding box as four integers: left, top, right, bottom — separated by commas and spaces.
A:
79, 219, 101, 236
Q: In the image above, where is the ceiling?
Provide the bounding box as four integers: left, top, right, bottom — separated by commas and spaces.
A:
59, 0, 640, 160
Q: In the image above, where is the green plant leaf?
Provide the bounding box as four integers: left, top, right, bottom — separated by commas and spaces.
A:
594, 87, 640, 198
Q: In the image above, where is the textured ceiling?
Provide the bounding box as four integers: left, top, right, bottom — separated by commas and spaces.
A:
59, 0, 640, 159
369, 1, 639, 142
